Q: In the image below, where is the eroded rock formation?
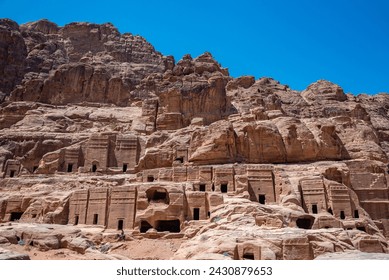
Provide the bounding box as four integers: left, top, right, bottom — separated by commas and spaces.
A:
0, 19, 389, 260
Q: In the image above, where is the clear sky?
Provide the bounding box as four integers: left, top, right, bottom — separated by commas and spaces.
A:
1, 0, 388, 95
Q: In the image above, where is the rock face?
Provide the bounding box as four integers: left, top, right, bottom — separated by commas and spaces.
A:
0, 19, 389, 260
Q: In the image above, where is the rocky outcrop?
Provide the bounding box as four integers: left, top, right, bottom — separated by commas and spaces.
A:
0, 19, 27, 100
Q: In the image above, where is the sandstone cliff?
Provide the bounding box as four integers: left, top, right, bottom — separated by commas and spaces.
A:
0, 19, 389, 260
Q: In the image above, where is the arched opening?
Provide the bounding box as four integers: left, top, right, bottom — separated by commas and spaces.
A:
193, 208, 200, 220
92, 164, 97, 172
211, 183, 215, 192
117, 219, 124, 230
140, 220, 153, 233
155, 220, 180, 233
146, 187, 169, 204
296, 216, 314, 229
207, 211, 211, 218
10, 212, 23, 221
258, 194, 266, 204
340, 211, 345, 220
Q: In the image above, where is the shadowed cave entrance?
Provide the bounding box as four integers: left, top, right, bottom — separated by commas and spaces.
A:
140, 220, 153, 233
146, 188, 169, 204
155, 220, 180, 233
296, 216, 314, 229
243, 250, 255, 260
10, 212, 23, 221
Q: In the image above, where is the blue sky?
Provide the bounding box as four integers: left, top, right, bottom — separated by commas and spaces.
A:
1, 0, 388, 95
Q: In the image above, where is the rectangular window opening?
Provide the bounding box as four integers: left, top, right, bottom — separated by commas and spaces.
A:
74, 215, 79, 225
312, 204, 318, 214
118, 219, 124, 230
93, 214, 98, 225
193, 208, 200, 220
122, 164, 128, 173
147, 175, 154, 182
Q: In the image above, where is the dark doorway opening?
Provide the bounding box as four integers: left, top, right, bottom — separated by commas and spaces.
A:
67, 163, 73, 172
140, 220, 153, 233
33, 166, 38, 172
74, 215, 79, 225
193, 208, 200, 220
340, 211, 345, 220
243, 251, 255, 260
93, 214, 98, 225
9, 170, 15, 178
155, 220, 180, 233
207, 211, 210, 218
147, 175, 154, 182
118, 219, 124, 230
221, 184, 228, 193
296, 217, 313, 229
199, 184, 206, 192
92, 164, 97, 172
10, 212, 23, 221
175, 157, 184, 163
312, 204, 318, 214
357, 226, 366, 232
211, 183, 215, 192
328, 208, 333, 215
258, 194, 266, 204
354, 210, 359, 218
122, 164, 128, 173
